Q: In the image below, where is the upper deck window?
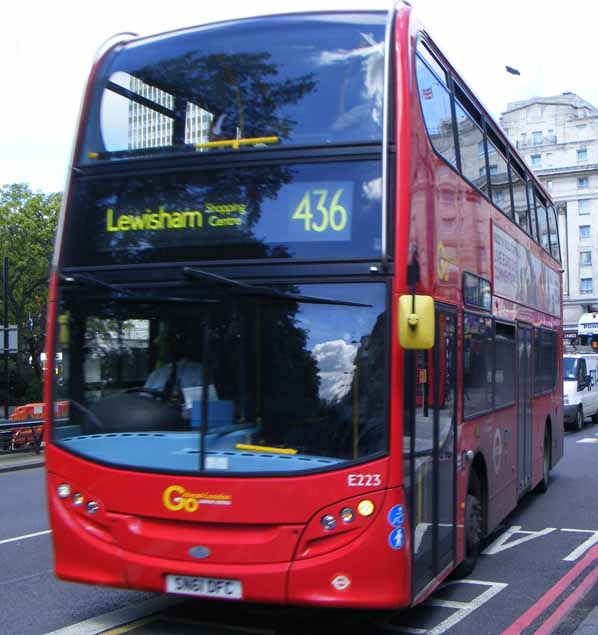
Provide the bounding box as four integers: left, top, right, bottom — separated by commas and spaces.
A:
80, 13, 386, 163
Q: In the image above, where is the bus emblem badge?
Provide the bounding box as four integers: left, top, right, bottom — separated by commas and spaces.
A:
189, 546, 211, 559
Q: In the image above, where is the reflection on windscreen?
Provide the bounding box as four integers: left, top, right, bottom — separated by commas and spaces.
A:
563, 358, 577, 380
53, 283, 388, 474
83, 13, 386, 161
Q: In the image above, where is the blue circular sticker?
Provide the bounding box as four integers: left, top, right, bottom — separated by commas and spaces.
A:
388, 527, 405, 550
387, 504, 404, 527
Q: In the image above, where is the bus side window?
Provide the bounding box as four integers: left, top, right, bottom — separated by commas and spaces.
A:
415, 53, 457, 167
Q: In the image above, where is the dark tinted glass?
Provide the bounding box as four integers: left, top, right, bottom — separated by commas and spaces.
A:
455, 102, 486, 193
547, 205, 560, 261
62, 160, 382, 266
534, 329, 557, 394
463, 313, 493, 417
487, 140, 511, 216
495, 322, 515, 407
511, 164, 529, 233
79, 13, 386, 163
416, 55, 456, 166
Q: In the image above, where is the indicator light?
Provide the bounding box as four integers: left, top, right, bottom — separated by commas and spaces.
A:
72, 492, 84, 506
357, 499, 375, 517
340, 507, 355, 523
321, 514, 337, 531
87, 501, 99, 515
57, 484, 71, 499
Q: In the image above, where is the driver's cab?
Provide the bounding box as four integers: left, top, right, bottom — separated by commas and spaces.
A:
81, 314, 246, 442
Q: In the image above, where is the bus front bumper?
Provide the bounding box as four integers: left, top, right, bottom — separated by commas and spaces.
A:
48, 483, 411, 609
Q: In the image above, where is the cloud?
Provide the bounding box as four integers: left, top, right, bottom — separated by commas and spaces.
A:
312, 339, 357, 402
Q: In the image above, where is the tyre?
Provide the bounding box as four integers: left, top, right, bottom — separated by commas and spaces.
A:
592, 410, 598, 424
535, 428, 551, 494
574, 407, 584, 431
454, 473, 483, 578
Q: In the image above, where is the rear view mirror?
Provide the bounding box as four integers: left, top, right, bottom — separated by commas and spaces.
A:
398, 295, 435, 350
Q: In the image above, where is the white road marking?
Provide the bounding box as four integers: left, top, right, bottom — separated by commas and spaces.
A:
561, 529, 598, 561
0, 529, 51, 545
45, 596, 181, 635
388, 580, 508, 634
482, 525, 556, 555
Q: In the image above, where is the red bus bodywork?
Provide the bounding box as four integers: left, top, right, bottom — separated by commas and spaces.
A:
44, 4, 563, 609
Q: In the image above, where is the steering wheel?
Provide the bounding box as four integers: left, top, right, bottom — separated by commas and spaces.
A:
125, 385, 185, 406
125, 386, 168, 400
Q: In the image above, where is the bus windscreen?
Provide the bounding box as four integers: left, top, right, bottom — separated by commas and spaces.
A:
79, 13, 386, 163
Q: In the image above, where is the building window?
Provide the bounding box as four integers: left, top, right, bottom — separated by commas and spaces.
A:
581, 278, 593, 294
532, 130, 542, 144
580, 251, 592, 266
579, 199, 590, 214
578, 148, 588, 162
547, 180, 553, 191
531, 154, 541, 167
579, 176, 589, 189
580, 225, 591, 240
577, 124, 587, 139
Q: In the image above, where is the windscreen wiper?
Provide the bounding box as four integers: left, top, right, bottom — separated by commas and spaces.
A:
60, 273, 218, 304
182, 267, 372, 308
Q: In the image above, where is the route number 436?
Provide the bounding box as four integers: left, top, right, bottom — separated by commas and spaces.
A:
292, 189, 347, 232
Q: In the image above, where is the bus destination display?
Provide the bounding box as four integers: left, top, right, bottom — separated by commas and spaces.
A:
103, 181, 353, 244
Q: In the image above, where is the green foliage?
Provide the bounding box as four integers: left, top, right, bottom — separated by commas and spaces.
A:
20, 374, 43, 405
0, 183, 60, 397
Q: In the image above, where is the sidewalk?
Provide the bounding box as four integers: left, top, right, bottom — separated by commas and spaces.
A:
0, 450, 44, 473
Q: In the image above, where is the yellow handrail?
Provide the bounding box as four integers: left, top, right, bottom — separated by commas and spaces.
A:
195, 136, 279, 150
235, 443, 297, 455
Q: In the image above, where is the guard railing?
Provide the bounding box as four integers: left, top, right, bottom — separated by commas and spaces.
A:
0, 418, 44, 454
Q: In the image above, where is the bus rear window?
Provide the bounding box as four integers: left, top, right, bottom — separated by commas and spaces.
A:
80, 13, 386, 163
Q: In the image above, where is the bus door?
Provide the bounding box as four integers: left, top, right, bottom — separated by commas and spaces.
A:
405, 306, 457, 599
517, 323, 533, 496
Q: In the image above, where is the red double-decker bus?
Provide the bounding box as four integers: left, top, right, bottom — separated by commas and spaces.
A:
45, 4, 563, 608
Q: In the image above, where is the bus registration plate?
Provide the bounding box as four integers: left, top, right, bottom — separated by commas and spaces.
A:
165, 574, 242, 599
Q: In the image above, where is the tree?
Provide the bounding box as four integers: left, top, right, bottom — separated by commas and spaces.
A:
0, 184, 60, 403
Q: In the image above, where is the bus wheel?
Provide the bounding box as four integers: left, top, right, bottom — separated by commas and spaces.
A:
454, 473, 483, 578
575, 407, 584, 431
535, 427, 551, 494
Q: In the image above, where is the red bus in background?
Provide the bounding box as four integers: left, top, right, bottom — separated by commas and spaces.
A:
44, 4, 563, 608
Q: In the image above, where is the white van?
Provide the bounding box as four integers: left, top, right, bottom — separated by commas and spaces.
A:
563, 353, 598, 430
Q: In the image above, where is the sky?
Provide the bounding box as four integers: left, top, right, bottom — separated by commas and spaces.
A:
2, 0, 597, 194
